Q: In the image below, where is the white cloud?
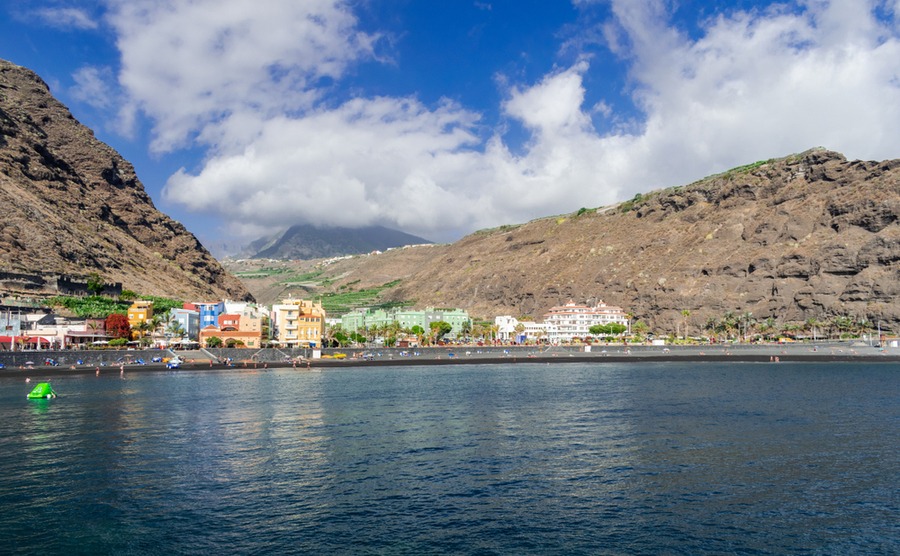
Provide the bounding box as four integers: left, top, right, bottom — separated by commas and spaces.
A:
102, 0, 900, 244
105, 0, 378, 153
606, 0, 900, 180
34, 7, 98, 30
504, 61, 592, 135
162, 65, 627, 241
70, 66, 115, 110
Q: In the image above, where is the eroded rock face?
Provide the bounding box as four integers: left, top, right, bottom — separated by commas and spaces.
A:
0, 59, 252, 301
373, 148, 899, 332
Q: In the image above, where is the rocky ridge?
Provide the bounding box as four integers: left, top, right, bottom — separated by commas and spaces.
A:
233, 149, 899, 334
383, 149, 899, 332
0, 59, 252, 301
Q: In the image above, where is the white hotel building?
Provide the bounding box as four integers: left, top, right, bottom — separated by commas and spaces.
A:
495, 299, 629, 344
543, 300, 628, 344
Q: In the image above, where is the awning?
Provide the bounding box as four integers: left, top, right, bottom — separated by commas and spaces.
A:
0, 336, 50, 344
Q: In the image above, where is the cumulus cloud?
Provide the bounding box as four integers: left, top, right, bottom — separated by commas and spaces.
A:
607, 0, 900, 178
99, 0, 900, 243
105, 0, 378, 153
163, 63, 627, 241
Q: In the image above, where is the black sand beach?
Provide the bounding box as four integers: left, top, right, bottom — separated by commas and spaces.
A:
2, 342, 897, 379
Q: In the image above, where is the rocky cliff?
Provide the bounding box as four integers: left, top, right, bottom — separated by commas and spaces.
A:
0, 59, 252, 301
377, 148, 898, 332
233, 148, 898, 334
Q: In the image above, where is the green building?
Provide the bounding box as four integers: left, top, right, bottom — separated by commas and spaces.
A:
341, 307, 471, 338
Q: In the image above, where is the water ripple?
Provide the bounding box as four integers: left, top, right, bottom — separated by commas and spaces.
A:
0, 363, 897, 554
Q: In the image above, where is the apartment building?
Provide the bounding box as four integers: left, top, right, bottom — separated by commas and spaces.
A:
543, 300, 628, 343
271, 298, 326, 348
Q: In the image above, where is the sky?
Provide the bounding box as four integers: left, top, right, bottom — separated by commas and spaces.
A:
2, 0, 900, 254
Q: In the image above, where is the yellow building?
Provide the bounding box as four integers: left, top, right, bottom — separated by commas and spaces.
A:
127, 300, 154, 340
272, 298, 326, 347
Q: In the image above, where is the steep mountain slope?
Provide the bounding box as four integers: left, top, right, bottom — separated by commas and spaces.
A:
0, 59, 252, 301
250, 224, 431, 259
233, 149, 899, 334
381, 149, 898, 331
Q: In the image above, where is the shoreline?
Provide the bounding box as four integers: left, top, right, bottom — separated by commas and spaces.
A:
3, 345, 898, 379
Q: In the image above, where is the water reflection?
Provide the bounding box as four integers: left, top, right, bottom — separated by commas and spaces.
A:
0, 363, 897, 554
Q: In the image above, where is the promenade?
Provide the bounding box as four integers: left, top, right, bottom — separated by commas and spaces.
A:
2, 341, 897, 378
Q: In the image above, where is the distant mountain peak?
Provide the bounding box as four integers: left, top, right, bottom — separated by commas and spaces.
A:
249, 224, 432, 260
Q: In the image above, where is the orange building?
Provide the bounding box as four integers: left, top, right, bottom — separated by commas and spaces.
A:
199, 308, 263, 348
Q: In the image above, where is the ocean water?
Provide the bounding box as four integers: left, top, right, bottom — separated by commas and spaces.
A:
0, 362, 897, 555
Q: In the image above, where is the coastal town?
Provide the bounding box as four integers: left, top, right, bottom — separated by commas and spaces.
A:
1, 291, 635, 352
2, 284, 896, 359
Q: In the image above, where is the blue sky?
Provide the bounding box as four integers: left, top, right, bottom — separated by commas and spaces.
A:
2, 1, 899, 254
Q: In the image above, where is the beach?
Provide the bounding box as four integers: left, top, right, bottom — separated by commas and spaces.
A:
2, 341, 897, 378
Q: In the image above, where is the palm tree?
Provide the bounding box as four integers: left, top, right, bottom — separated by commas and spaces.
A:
758, 317, 777, 342
471, 323, 485, 343
740, 312, 755, 342
323, 324, 339, 348
832, 315, 854, 338
160, 310, 176, 340
681, 309, 691, 341
805, 317, 821, 341
167, 321, 185, 345
460, 320, 472, 340
721, 311, 738, 341
149, 315, 164, 345
854, 317, 872, 339
632, 320, 649, 340
782, 322, 801, 339
384, 321, 401, 347
135, 320, 151, 344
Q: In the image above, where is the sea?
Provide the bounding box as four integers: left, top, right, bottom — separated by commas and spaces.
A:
0, 362, 897, 555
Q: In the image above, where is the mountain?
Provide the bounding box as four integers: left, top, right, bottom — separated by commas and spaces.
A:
249, 224, 431, 259
229, 149, 899, 334
0, 59, 252, 301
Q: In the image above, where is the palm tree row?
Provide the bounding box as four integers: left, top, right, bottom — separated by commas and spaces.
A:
702, 312, 883, 342
326, 321, 506, 348
133, 313, 187, 346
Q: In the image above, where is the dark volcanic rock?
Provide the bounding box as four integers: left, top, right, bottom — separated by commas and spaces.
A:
0, 59, 251, 301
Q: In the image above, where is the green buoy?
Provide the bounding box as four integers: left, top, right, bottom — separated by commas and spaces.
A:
27, 382, 57, 399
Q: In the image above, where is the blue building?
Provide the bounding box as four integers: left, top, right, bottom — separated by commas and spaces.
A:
190, 301, 225, 329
